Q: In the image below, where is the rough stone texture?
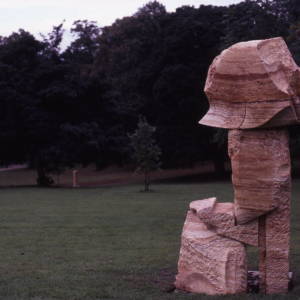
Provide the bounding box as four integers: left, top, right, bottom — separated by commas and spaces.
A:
263, 196, 290, 293
229, 127, 291, 293
216, 218, 258, 247
199, 37, 300, 129
228, 128, 290, 225
190, 198, 235, 228
189, 197, 216, 217
190, 198, 258, 246
175, 211, 248, 295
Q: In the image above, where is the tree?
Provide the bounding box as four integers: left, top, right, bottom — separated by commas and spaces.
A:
280, 0, 300, 65
220, 0, 289, 50
94, 3, 225, 168
64, 20, 100, 64
40, 22, 65, 54
0, 29, 47, 179
210, 128, 228, 175
128, 118, 161, 191
149, 5, 225, 166
0, 26, 120, 186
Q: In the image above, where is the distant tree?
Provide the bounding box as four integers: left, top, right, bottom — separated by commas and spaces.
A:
95, 3, 225, 168
128, 118, 161, 191
40, 21, 65, 53
0, 29, 46, 180
64, 20, 100, 64
210, 128, 228, 175
0, 26, 120, 186
220, 0, 289, 50
134, 0, 167, 18
280, 0, 300, 65
62, 20, 130, 168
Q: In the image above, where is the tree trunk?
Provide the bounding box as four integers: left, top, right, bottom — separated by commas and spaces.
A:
35, 158, 53, 186
28, 152, 36, 169
36, 159, 47, 186
145, 170, 150, 191
213, 155, 225, 174
116, 156, 123, 168
212, 142, 226, 175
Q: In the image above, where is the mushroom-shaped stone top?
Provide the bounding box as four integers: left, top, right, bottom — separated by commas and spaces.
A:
200, 37, 300, 129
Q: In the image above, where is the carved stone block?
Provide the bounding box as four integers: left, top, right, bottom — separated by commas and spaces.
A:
190, 198, 235, 228
199, 37, 300, 130
175, 211, 248, 294
261, 201, 290, 293
228, 128, 290, 225
216, 218, 258, 247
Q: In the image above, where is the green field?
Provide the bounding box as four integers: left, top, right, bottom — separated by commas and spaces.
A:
0, 177, 300, 299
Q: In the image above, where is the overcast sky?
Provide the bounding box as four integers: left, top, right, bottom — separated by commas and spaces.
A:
0, 0, 242, 49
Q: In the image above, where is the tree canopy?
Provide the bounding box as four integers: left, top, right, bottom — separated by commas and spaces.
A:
0, 0, 300, 185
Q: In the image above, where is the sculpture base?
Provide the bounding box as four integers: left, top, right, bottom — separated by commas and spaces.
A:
248, 271, 294, 294
174, 271, 294, 295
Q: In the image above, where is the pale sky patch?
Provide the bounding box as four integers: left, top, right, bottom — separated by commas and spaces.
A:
0, 0, 243, 50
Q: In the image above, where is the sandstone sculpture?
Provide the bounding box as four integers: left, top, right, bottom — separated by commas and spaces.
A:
176, 211, 248, 295
200, 38, 300, 129
175, 37, 298, 294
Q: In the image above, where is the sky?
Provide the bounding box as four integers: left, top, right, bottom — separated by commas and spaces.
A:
0, 0, 242, 50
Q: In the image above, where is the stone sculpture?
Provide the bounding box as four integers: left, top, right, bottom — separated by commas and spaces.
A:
175, 211, 248, 294
175, 37, 299, 294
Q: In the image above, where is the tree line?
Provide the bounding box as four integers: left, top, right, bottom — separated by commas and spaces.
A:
0, 0, 299, 185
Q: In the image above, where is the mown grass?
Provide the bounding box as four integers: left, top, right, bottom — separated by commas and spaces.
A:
0, 180, 300, 299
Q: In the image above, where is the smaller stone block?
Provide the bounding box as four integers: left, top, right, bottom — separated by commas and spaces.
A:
216, 218, 258, 247
190, 198, 235, 228
175, 211, 247, 295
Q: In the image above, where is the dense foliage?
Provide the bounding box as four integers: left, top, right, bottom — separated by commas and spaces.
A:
0, 0, 299, 185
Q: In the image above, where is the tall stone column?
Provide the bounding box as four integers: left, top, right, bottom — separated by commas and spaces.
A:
228, 128, 290, 293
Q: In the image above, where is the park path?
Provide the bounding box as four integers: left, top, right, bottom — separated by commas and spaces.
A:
0, 164, 28, 172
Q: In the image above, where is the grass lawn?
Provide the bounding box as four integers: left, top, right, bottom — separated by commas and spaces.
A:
0, 177, 300, 299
